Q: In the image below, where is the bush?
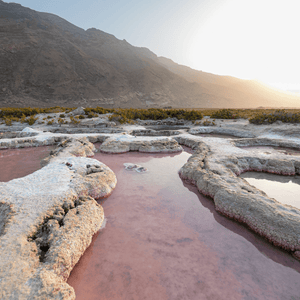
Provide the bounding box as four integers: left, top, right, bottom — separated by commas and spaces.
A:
195, 119, 216, 126
70, 116, 80, 124
26, 116, 37, 125
249, 109, 300, 124
210, 109, 238, 119
84, 107, 114, 115
4, 118, 12, 126
0, 107, 70, 119
107, 108, 202, 123
109, 114, 127, 124
58, 118, 64, 126
78, 115, 85, 119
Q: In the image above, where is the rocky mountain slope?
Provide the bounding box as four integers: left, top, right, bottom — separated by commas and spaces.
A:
1, 0, 300, 108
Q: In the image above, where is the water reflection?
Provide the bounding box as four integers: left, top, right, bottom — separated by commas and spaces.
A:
240, 172, 300, 209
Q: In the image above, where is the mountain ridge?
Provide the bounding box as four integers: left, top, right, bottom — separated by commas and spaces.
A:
1, 0, 299, 108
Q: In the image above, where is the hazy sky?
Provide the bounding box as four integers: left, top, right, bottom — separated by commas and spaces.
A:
9, 0, 300, 90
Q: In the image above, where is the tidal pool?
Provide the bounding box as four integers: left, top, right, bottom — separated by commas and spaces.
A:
68, 150, 300, 300
0, 145, 54, 182
240, 172, 300, 210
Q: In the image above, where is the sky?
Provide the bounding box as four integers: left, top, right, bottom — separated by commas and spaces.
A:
8, 0, 300, 91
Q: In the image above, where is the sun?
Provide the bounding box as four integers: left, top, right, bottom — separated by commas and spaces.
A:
186, 0, 300, 91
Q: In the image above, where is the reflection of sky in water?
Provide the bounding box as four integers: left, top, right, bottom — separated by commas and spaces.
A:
241, 172, 300, 209
68, 150, 300, 300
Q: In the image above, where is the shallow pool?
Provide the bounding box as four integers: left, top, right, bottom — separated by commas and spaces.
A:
240, 172, 300, 210
0, 146, 54, 182
68, 151, 300, 300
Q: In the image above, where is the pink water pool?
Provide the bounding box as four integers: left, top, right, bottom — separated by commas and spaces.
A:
0, 146, 54, 182
68, 151, 300, 300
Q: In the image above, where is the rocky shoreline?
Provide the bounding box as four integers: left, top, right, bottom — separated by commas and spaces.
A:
1, 116, 300, 299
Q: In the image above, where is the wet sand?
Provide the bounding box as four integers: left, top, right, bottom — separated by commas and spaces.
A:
68, 151, 300, 300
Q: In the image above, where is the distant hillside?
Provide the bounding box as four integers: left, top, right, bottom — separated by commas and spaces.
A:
156, 57, 300, 108
1, 0, 300, 108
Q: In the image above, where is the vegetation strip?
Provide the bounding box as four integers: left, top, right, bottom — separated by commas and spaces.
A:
2, 107, 300, 126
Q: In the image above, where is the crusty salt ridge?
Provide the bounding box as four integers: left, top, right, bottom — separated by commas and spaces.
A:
176, 134, 300, 259
0, 137, 116, 299
99, 134, 183, 153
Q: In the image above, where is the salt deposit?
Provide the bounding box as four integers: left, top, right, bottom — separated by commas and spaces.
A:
1, 117, 300, 299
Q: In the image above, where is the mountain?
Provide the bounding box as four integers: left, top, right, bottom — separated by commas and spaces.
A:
1, 0, 300, 108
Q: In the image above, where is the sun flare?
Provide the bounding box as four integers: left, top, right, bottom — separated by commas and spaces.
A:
186, 0, 300, 90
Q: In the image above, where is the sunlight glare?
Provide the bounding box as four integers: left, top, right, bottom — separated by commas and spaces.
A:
186, 0, 300, 90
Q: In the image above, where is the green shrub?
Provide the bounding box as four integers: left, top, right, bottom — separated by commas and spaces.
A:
21, 114, 27, 123
26, 116, 37, 125
78, 115, 85, 119
106, 108, 202, 122
4, 118, 12, 126
84, 107, 114, 115
59, 114, 65, 118
195, 119, 216, 126
210, 109, 238, 119
0, 107, 70, 120
70, 116, 80, 124
58, 118, 64, 126
249, 109, 300, 124
109, 114, 127, 124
